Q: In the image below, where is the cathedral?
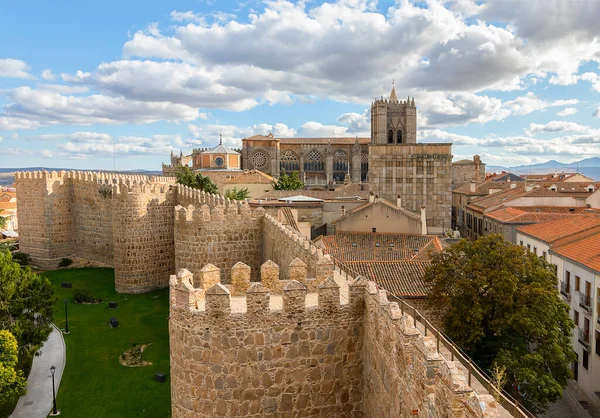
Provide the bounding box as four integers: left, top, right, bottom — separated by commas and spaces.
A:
163, 85, 453, 233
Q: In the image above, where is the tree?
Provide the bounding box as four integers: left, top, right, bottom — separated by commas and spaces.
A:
225, 187, 250, 201
175, 166, 219, 194
0, 330, 26, 404
273, 170, 304, 191
424, 234, 574, 413
0, 210, 6, 230
0, 251, 55, 355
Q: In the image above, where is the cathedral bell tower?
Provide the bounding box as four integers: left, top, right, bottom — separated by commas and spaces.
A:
370, 82, 417, 145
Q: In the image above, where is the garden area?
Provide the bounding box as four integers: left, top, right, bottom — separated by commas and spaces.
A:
44, 268, 171, 417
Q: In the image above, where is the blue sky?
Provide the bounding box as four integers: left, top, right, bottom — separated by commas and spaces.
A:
0, 0, 599, 170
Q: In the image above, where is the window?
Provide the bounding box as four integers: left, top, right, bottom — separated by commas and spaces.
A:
575, 310, 579, 327
372, 228, 377, 233
214, 156, 224, 167
533, 247, 537, 255
542, 251, 547, 261
397, 130, 403, 144
583, 349, 589, 370
596, 331, 600, 356
252, 151, 269, 170
566, 271, 571, 288
279, 150, 298, 172
520, 240, 523, 246
527, 244, 531, 252
388, 130, 394, 144
576, 275, 581, 292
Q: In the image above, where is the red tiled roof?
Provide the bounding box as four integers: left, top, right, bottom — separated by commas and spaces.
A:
485, 207, 597, 223
453, 181, 515, 196
516, 215, 600, 243
321, 232, 442, 297
551, 232, 600, 272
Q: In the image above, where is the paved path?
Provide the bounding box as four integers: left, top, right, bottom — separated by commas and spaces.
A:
544, 380, 600, 418
10, 324, 66, 418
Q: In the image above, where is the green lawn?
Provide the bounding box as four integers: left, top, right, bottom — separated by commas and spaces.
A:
44, 268, 171, 418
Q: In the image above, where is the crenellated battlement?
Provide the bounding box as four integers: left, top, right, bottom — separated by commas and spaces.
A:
168, 261, 501, 417
169, 258, 342, 315
15, 170, 175, 185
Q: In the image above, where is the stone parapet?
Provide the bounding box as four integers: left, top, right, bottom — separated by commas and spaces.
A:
169, 266, 501, 418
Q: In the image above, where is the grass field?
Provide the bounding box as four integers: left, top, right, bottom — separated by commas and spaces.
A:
44, 268, 171, 418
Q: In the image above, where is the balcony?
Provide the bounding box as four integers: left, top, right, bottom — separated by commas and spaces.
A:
560, 281, 571, 300
579, 293, 593, 313
578, 328, 590, 347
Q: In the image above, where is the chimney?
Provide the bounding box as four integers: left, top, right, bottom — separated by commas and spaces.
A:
396, 195, 402, 208
470, 181, 476, 193
341, 205, 346, 216
510, 183, 517, 189
420, 206, 428, 235
369, 192, 375, 203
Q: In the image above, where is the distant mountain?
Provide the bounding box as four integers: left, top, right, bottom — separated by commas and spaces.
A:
486, 157, 600, 180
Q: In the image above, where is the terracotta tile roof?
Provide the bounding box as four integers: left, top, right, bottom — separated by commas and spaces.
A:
551, 232, 600, 272
485, 207, 598, 223
453, 181, 515, 196
346, 261, 431, 297
320, 232, 442, 297
467, 185, 528, 211
0, 201, 17, 211
0, 192, 16, 202
516, 215, 600, 243
224, 170, 275, 185
521, 173, 593, 182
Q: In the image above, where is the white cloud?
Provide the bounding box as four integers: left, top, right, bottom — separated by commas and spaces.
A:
41, 69, 55, 81
501, 92, 578, 116
594, 108, 600, 118
170, 10, 205, 24
296, 121, 349, 137
556, 107, 577, 116
27, 131, 113, 142
2, 86, 200, 128
0, 59, 33, 79
418, 129, 479, 146
37, 83, 89, 94
525, 121, 592, 136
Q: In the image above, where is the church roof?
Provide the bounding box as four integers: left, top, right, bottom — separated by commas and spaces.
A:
202, 135, 240, 155
332, 198, 421, 225
243, 134, 370, 145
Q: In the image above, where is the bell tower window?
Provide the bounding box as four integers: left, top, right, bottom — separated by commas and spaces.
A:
388, 130, 393, 144
397, 130, 403, 144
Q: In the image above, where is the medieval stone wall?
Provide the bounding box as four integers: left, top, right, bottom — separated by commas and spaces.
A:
15, 171, 176, 293
70, 174, 114, 266
15, 171, 73, 269
263, 214, 326, 284
169, 266, 364, 418
174, 193, 264, 283
169, 266, 501, 418
112, 181, 175, 293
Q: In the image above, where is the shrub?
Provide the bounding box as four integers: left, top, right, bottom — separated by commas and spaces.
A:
74, 289, 102, 304
58, 258, 73, 268
11, 252, 31, 266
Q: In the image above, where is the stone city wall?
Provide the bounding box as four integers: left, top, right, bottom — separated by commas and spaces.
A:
362, 281, 498, 418
169, 265, 364, 418
262, 214, 334, 291
174, 199, 264, 283
15, 171, 177, 293
169, 265, 501, 418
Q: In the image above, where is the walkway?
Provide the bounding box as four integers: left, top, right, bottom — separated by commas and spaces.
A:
10, 324, 66, 418
544, 380, 600, 418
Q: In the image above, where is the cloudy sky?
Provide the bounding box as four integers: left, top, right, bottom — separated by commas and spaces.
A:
1, 0, 599, 170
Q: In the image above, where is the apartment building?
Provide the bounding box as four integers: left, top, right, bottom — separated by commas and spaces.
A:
516, 216, 600, 400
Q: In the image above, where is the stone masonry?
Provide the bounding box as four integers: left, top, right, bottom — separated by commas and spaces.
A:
169, 263, 501, 418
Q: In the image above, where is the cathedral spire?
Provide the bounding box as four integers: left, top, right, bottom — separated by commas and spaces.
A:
389, 79, 398, 102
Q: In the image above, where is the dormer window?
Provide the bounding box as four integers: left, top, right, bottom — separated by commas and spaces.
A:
587, 185, 595, 193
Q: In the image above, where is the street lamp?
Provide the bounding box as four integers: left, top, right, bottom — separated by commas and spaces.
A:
49, 365, 59, 416
63, 300, 69, 334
